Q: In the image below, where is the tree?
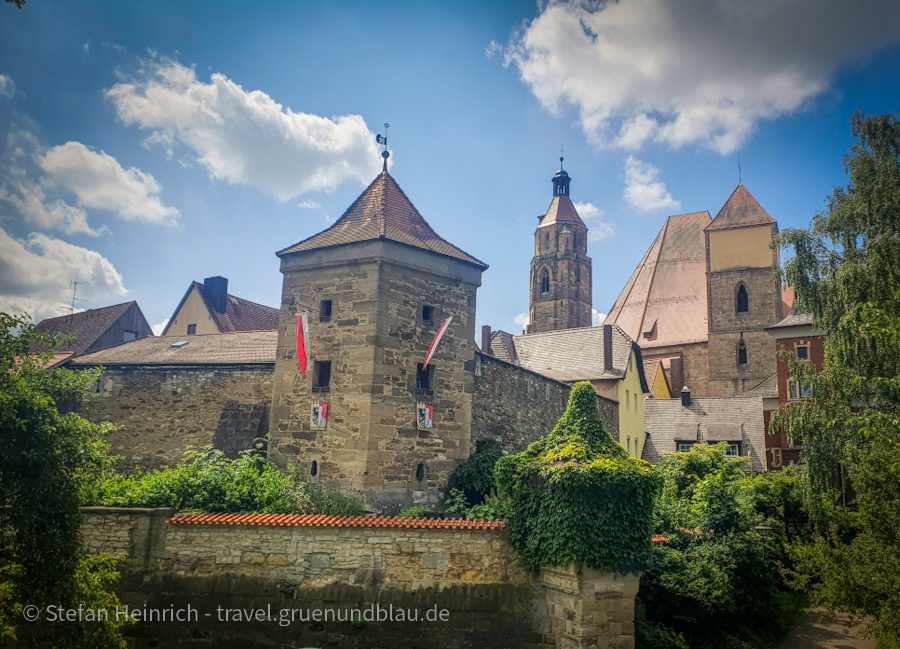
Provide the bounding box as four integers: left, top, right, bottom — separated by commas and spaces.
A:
773, 110, 900, 641
0, 312, 126, 647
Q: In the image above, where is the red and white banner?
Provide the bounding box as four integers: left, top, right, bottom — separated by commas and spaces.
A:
417, 403, 434, 430
423, 316, 452, 369
295, 313, 311, 374
311, 402, 328, 429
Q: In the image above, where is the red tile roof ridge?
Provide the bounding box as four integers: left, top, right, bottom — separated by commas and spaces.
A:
164, 512, 509, 531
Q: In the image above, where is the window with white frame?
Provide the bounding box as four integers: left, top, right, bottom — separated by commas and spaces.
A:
788, 378, 812, 399
723, 443, 740, 457
677, 443, 693, 453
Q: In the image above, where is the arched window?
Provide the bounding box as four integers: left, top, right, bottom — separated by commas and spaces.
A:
416, 463, 425, 483
736, 284, 749, 313
540, 269, 550, 293
737, 340, 748, 367
310, 460, 318, 477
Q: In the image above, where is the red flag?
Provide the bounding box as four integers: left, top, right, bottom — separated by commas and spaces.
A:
423, 316, 452, 369
295, 313, 311, 374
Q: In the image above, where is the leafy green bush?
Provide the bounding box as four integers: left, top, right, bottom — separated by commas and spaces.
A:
495, 382, 660, 572
94, 446, 364, 516
447, 438, 502, 505
444, 488, 507, 521
398, 506, 430, 519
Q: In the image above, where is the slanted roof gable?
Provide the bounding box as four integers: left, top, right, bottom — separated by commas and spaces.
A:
705, 184, 776, 231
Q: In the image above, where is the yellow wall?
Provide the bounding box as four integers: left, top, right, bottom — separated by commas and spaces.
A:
708, 225, 774, 271
650, 363, 670, 399
618, 349, 646, 459
164, 286, 218, 336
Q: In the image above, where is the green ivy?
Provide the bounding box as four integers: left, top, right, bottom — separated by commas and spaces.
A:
447, 438, 502, 505
495, 382, 660, 572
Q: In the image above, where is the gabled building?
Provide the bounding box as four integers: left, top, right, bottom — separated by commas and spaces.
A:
162, 276, 279, 336
486, 324, 649, 458
32, 301, 153, 357
643, 358, 671, 399
604, 184, 790, 398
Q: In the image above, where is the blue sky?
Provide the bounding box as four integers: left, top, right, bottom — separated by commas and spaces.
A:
2, 0, 900, 336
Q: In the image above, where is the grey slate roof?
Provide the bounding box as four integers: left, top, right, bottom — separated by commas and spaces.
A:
767, 307, 814, 330
32, 302, 144, 356
511, 324, 635, 384
643, 396, 767, 471
746, 372, 778, 398
70, 331, 277, 366
489, 330, 518, 364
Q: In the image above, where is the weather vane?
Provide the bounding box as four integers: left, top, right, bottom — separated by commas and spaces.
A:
560, 144, 564, 170
376, 123, 390, 172
738, 155, 742, 185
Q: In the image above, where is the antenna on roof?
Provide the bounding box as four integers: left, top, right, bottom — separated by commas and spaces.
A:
738, 155, 742, 185
64, 274, 89, 315
376, 123, 390, 172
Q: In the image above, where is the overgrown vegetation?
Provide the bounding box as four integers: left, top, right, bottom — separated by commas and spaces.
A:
0, 312, 127, 647
638, 444, 806, 649
772, 110, 900, 642
92, 446, 365, 516
495, 381, 660, 572
446, 438, 502, 505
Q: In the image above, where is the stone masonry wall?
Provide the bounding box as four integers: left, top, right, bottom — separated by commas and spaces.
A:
81, 364, 274, 472
80, 508, 539, 649
472, 351, 571, 454
76, 508, 639, 649
642, 341, 710, 398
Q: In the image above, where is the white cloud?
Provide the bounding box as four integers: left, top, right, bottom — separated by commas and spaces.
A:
107, 56, 382, 200
0, 74, 15, 99
623, 156, 680, 212
514, 312, 529, 329
297, 200, 322, 210
0, 182, 98, 236
0, 228, 127, 323
151, 318, 169, 335
592, 309, 606, 326
574, 201, 615, 241
485, 41, 502, 59
40, 142, 179, 224
505, 0, 900, 154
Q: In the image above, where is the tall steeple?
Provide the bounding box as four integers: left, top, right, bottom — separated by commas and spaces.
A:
526, 159, 593, 334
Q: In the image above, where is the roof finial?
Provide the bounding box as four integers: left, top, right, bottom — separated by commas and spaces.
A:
738, 154, 742, 185
560, 144, 564, 171
376, 123, 390, 172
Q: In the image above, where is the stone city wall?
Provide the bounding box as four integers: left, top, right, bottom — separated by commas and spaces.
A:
78, 508, 640, 649
79, 364, 274, 472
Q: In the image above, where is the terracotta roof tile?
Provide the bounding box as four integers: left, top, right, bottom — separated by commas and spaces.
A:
277, 172, 487, 269
31, 302, 139, 356
781, 286, 795, 318
70, 330, 277, 366
166, 513, 507, 531
537, 196, 586, 228
705, 184, 776, 231
604, 212, 710, 348
191, 282, 279, 333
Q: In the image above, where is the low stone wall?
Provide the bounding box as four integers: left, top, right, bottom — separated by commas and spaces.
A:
79, 364, 274, 473
77, 508, 640, 649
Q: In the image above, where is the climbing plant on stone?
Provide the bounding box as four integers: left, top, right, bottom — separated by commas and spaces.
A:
495, 381, 660, 573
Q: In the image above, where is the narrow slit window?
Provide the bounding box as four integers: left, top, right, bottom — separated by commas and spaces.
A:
422, 305, 435, 324
310, 460, 318, 477
738, 340, 748, 367
416, 463, 425, 483
319, 300, 333, 323
736, 285, 749, 313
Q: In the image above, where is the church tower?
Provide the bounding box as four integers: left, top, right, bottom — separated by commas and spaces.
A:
705, 184, 782, 396
527, 159, 593, 333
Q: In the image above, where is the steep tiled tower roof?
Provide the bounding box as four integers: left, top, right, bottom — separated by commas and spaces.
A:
538, 195, 586, 228
603, 211, 711, 348
277, 171, 487, 269
705, 184, 776, 231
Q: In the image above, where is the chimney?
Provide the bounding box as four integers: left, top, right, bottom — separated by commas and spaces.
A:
669, 357, 685, 397
481, 325, 492, 356
204, 276, 228, 314
681, 386, 691, 408
603, 324, 613, 372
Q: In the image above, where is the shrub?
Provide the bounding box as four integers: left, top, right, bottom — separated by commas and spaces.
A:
495, 382, 660, 572
447, 438, 502, 505
398, 506, 430, 519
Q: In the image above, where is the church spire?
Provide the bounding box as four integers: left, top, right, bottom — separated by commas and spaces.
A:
552, 155, 571, 197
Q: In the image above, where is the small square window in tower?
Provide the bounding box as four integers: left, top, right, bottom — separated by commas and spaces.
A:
319, 300, 332, 323
313, 361, 331, 392
415, 363, 433, 395
421, 304, 434, 325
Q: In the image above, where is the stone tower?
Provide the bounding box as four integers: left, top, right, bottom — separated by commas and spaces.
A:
527, 160, 593, 333
269, 170, 487, 513
705, 184, 782, 396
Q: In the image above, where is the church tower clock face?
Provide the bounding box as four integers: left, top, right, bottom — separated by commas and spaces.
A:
527, 158, 593, 334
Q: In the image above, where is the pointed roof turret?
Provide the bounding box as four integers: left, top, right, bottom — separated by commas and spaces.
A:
705, 184, 776, 231
538, 157, 586, 228
277, 171, 487, 269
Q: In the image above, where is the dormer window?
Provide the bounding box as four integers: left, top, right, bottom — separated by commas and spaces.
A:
736, 284, 749, 313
